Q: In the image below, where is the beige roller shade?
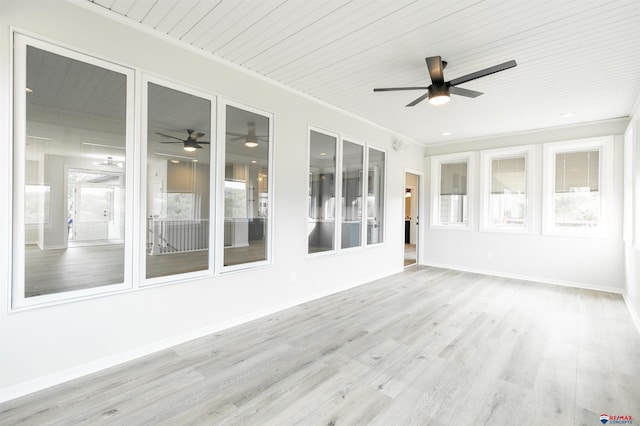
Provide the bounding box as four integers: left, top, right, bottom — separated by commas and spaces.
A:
555, 150, 599, 193
440, 162, 467, 195
491, 157, 525, 194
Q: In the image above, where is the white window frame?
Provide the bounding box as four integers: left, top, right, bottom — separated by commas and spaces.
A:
480, 145, 534, 233
217, 100, 274, 273
430, 151, 474, 230
340, 136, 366, 251
11, 33, 135, 310
307, 126, 340, 256
140, 75, 217, 287
542, 136, 613, 237
365, 145, 387, 247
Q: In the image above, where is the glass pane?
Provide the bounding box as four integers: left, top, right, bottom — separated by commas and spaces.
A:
308, 130, 337, 253
146, 83, 211, 278
554, 150, 600, 228
439, 194, 467, 224
22, 46, 127, 298
341, 141, 363, 249
490, 156, 526, 227
367, 148, 385, 244
224, 106, 270, 266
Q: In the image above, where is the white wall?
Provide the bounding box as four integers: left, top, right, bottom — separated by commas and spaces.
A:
0, 0, 426, 400
624, 98, 640, 332
423, 119, 628, 292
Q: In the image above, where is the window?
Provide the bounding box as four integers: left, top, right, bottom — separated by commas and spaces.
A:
144, 81, 213, 280
543, 137, 613, 235
341, 140, 364, 249
308, 130, 385, 253
24, 184, 50, 225
431, 152, 474, 229
480, 146, 533, 232
12, 34, 134, 307
308, 129, 338, 254
366, 147, 386, 245
222, 104, 272, 268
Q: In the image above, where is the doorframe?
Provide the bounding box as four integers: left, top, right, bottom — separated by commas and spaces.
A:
66, 167, 125, 244
404, 168, 424, 267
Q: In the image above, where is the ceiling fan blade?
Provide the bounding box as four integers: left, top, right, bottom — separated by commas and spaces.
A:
449, 86, 483, 98
373, 87, 429, 92
196, 141, 210, 144
155, 132, 185, 142
448, 60, 517, 86
426, 56, 445, 85
194, 132, 206, 139
406, 92, 429, 107
159, 141, 184, 144
226, 131, 248, 137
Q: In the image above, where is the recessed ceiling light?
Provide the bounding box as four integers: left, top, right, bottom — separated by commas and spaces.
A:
170, 160, 180, 164
320, 152, 326, 156
442, 132, 451, 136
561, 112, 576, 118
251, 160, 257, 164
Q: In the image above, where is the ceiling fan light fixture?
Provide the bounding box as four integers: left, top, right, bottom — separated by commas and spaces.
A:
183, 146, 197, 152
428, 85, 451, 105
244, 141, 259, 148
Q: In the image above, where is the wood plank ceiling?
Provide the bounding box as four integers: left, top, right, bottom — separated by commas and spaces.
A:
85, 0, 640, 145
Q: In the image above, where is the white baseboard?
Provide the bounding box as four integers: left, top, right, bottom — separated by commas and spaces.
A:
420, 261, 623, 295
0, 268, 401, 404
623, 292, 640, 336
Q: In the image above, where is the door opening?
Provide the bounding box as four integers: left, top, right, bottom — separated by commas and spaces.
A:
67, 169, 125, 246
404, 172, 420, 267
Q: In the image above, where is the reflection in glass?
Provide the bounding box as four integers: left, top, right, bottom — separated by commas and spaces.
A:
224, 105, 270, 266
23, 46, 127, 297
308, 131, 337, 253
341, 141, 363, 249
367, 148, 385, 245
146, 83, 211, 278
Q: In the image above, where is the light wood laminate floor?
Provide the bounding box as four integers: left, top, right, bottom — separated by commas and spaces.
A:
2, 267, 639, 425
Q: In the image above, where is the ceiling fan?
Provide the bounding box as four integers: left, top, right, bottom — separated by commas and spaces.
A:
156, 129, 210, 152
226, 122, 268, 148
374, 56, 517, 106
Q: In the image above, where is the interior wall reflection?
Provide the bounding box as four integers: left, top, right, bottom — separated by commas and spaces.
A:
224, 105, 270, 266
146, 82, 212, 279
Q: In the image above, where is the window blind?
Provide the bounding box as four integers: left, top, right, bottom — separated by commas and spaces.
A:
440, 162, 467, 195
555, 150, 599, 193
491, 157, 525, 194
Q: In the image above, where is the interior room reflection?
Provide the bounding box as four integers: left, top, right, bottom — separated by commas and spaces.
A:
23, 46, 127, 297
308, 131, 337, 253
223, 105, 270, 266
146, 83, 211, 279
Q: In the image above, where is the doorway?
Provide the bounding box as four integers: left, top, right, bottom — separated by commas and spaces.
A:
68, 169, 125, 245
404, 171, 420, 266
